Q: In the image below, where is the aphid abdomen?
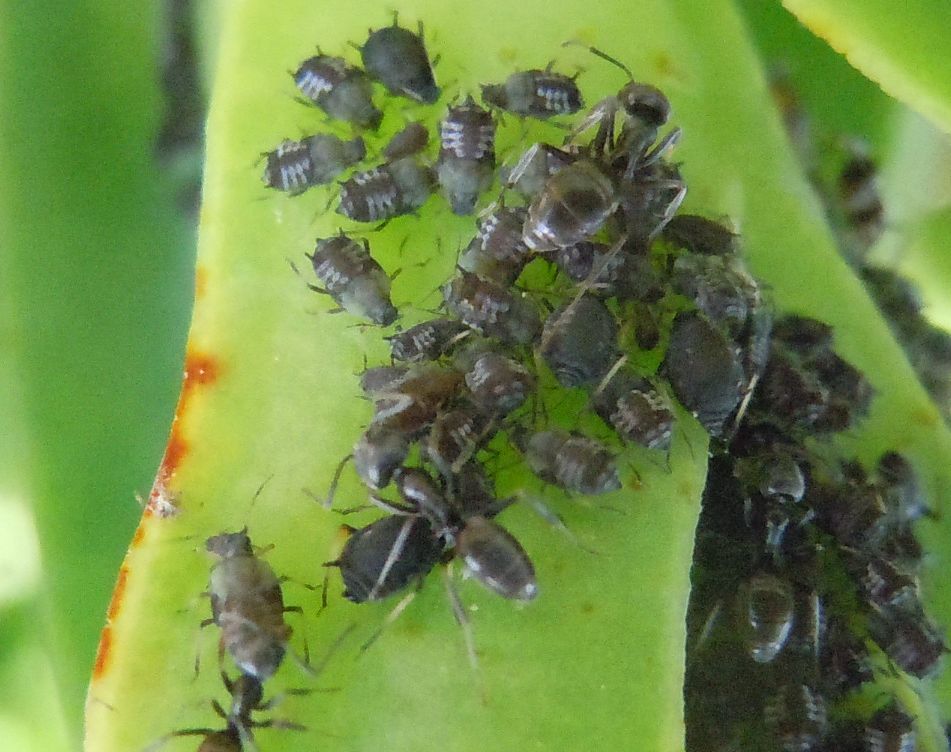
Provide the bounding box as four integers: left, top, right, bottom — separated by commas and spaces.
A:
387, 157, 436, 214
309, 235, 397, 325
426, 403, 495, 478
338, 166, 401, 222
383, 121, 430, 161
482, 70, 582, 119
540, 295, 619, 388
262, 139, 315, 195
306, 134, 366, 184
457, 516, 537, 601
361, 22, 440, 104
533, 72, 583, 116
662, 214, 738, 256
463, 351, 535, 417
763, 683, 827, 752
332, 515, 444, 602
294, 55, 382, 129
610, 388, 674, 450
742, 572, 795, 664
523, 160, 618, 251
526, 430, 620, 495
388, 318, 469, 362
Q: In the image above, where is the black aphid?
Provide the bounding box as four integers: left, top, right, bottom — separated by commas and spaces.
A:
352, 424, 409, 490
481, 67, 583, 119
456, 515, 538, 601
662, 214, 739, 256
337, 157, 435, 223
524, 429, 621, 495
540, 294, 619, 388
662, 313, 746, 437
443, 270, 541, 345
361, 16, 440, 104
327, 515, 444, 602
383, 121, 430, 160
155, 671, 303, 752
425, 402, 496, 480
436, 96, 496, 214
463, 351, 535, 417
865, 703, 916, 752
293, 54, 382, 129
521, 159, 618, 251
592, 370, 675, 451
205, 531, 294, 682
368, 363, 463, 436
740, 571, 795, 664
505, 141, 577, 199
838, 141, 885, 263
387, 318, 470, 362
459, 205, 530, 284
262, 135, 366, 195
763, 682, 827, 752
307, 233, 397, 325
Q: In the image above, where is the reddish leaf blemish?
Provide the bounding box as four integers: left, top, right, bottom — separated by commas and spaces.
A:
195, 264, 208, 300
147, 349, 221, 516
106, 566, 130, 623
92, 626, 113, 679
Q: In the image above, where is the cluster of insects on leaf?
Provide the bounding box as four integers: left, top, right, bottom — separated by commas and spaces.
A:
153, 13, 948, 752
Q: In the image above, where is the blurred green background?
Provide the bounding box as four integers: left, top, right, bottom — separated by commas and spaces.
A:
0, 0, 949, 749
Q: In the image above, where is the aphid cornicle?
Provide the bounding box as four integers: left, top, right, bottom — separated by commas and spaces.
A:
540, 294, 619, 388
292, 54, 382, 129
205, 530, 293, 682
437, 96, 496, 215
307, 233, 398, 326
361, 17, 440, 104
443, 270, 541, 345
337, 157, 435, 223
524, 429, 621, 495
386, 318, 469, 363
521, 159, 619, 252
262, 134, 366, 196
481, 67, 583, 119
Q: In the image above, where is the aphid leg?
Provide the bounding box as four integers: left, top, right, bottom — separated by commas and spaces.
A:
324, 453, 353, 509
443, 562, 489, 704
521, 492, 599, 555
638, 126, 682, 169
359, 587, 420, 654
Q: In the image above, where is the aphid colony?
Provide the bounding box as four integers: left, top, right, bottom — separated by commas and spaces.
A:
685, 316, 946, 751
163, 15, 949, 751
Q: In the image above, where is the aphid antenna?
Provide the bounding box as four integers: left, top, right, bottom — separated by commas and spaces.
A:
561, 40, 635, 81
303, 621, 358, 680
519, 492, 600, 555
322, 452, 354, 510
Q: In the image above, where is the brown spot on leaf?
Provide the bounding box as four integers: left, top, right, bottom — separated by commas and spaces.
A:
92, 625, 113, 679
106, 566, 129, 623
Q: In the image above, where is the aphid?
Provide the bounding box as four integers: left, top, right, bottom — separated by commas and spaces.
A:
481, 67, 583, 119
505, 141, 577, 199
455, 515, 538, 601
763, 682, 827, 752
539, 294, 619, 388
463, 351, 535, 417
383, 121, 430, 161
865, 704, 916, 752
425, 402, 496, 480
368, 363, 463, 436
524, 429, 621, 495
841, 547, 919, 612
327, 514, 444, 602
739, 571, 795, 664
307, 233, 397, 325
352, 424, 409, 490
443, 270, 541, 345
359, 364, 409, 395
591, 368, 674, 450
521, 159, 619, 252
387, 318, 469, 362
615, 158, 687, 243
459, 205, 530, 284
205, 530, 293, 681
671, 253, 760, 339
662, 313, 746, 437
753, 349, 830, 434
437, 96, 496, 215
154, 671, 302, 752
820, 621, 873, 695
261, 134, 366, 195
337, 157, 435, 223
293, 54, 382, 129
361, 16, 440, 104
662, 214, 739, 256
869, 606, 947, 678
838, 140, 885, 263
878, 451, 931, 525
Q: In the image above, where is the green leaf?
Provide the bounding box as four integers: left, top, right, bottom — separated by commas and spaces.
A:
783, 0, 951, 137
85, 1, 951, 751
